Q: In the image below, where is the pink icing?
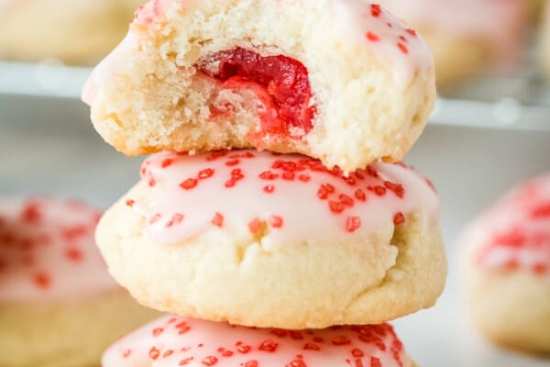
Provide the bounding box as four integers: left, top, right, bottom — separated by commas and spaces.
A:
466, 174, 550, 276
0, 197, 118, 302
377, 0, 527, 67
102, 315, 409, 367
127, 150, 439, 246
82, 0, 433, 106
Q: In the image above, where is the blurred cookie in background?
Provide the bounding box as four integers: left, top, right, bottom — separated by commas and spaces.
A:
529, 0, 547, 22
541, 0, 550, 77
0, 0, 141, 65
377, 0, 528, 90
460, 175, 550, 354
0, 197, 158, 367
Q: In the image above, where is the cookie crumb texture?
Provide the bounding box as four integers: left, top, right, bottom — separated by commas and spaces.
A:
83, 0, 435, 172
96, 151, 446, 328
102, 315, 415, 367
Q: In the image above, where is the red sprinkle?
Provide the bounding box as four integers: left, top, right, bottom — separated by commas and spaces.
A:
199, 168, 215, 179
202, 356, 218, 366
161, 158, 174, 168
125, 199, 135, 207
237, 345, 252, 354
259, 339, 279, 352
149, 347, 160, 360
152, 327, 164, 337
180, 178, 198, 190
33, 272, 51, 289
397, 43, 409, 55
149, 213, 162, 224
393, 212, 406, 225
332, 336, 351, 345
339, 194, 354, 207
355, 189, 366, 202
372, 186, 387, 196
163, 350, 174, 358
248, 218, 263, 234
370, 4, 382, 17
329, 201, 345, 214
226, 159, 240, 166
65, 247, 83, 262
263, 185, 275, 194
211, 212, 224, 228
270, 215, 284, 229
21, 202, 42, 223
166, 213, 184, 228
179, 357, 194, 365
366, 32, 380, 42
283, 172, 295, 181
346, 216, 361, 233
260, 171, 279, 180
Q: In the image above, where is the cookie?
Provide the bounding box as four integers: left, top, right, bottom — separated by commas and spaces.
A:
540, 1, 550, 77
0, 0, 137, 64
0, 197, 158, 367
460, 174, 550, 354
96, 150, 446, 329
82, 0, 435, 173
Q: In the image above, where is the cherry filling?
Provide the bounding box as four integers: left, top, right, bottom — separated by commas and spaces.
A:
197, 47, 316, 139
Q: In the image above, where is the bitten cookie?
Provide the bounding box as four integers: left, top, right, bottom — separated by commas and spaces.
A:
377, 0, 527, 88
96, 150, 447, 329
0, 0, 137, 64
460, 174, 550, 354
0, 197, 158, 367
82, 0, 436, 173
102, 315, 418, 367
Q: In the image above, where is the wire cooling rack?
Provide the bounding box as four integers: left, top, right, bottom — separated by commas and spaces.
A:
0, 60, 549, 131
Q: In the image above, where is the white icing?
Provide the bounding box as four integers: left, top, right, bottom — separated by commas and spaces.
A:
103, 314, 408, 367
127, 150, 439, 247
329, 0, 433, 82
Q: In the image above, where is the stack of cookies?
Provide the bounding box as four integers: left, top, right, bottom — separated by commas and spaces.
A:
82, 0, 447, 366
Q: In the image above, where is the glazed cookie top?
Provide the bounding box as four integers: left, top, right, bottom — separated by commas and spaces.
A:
83, 0, 432, 104
0, 197, 118, 302
103, 315, 410, 367
127, 150, 439, 246
467, 174, 550, 276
